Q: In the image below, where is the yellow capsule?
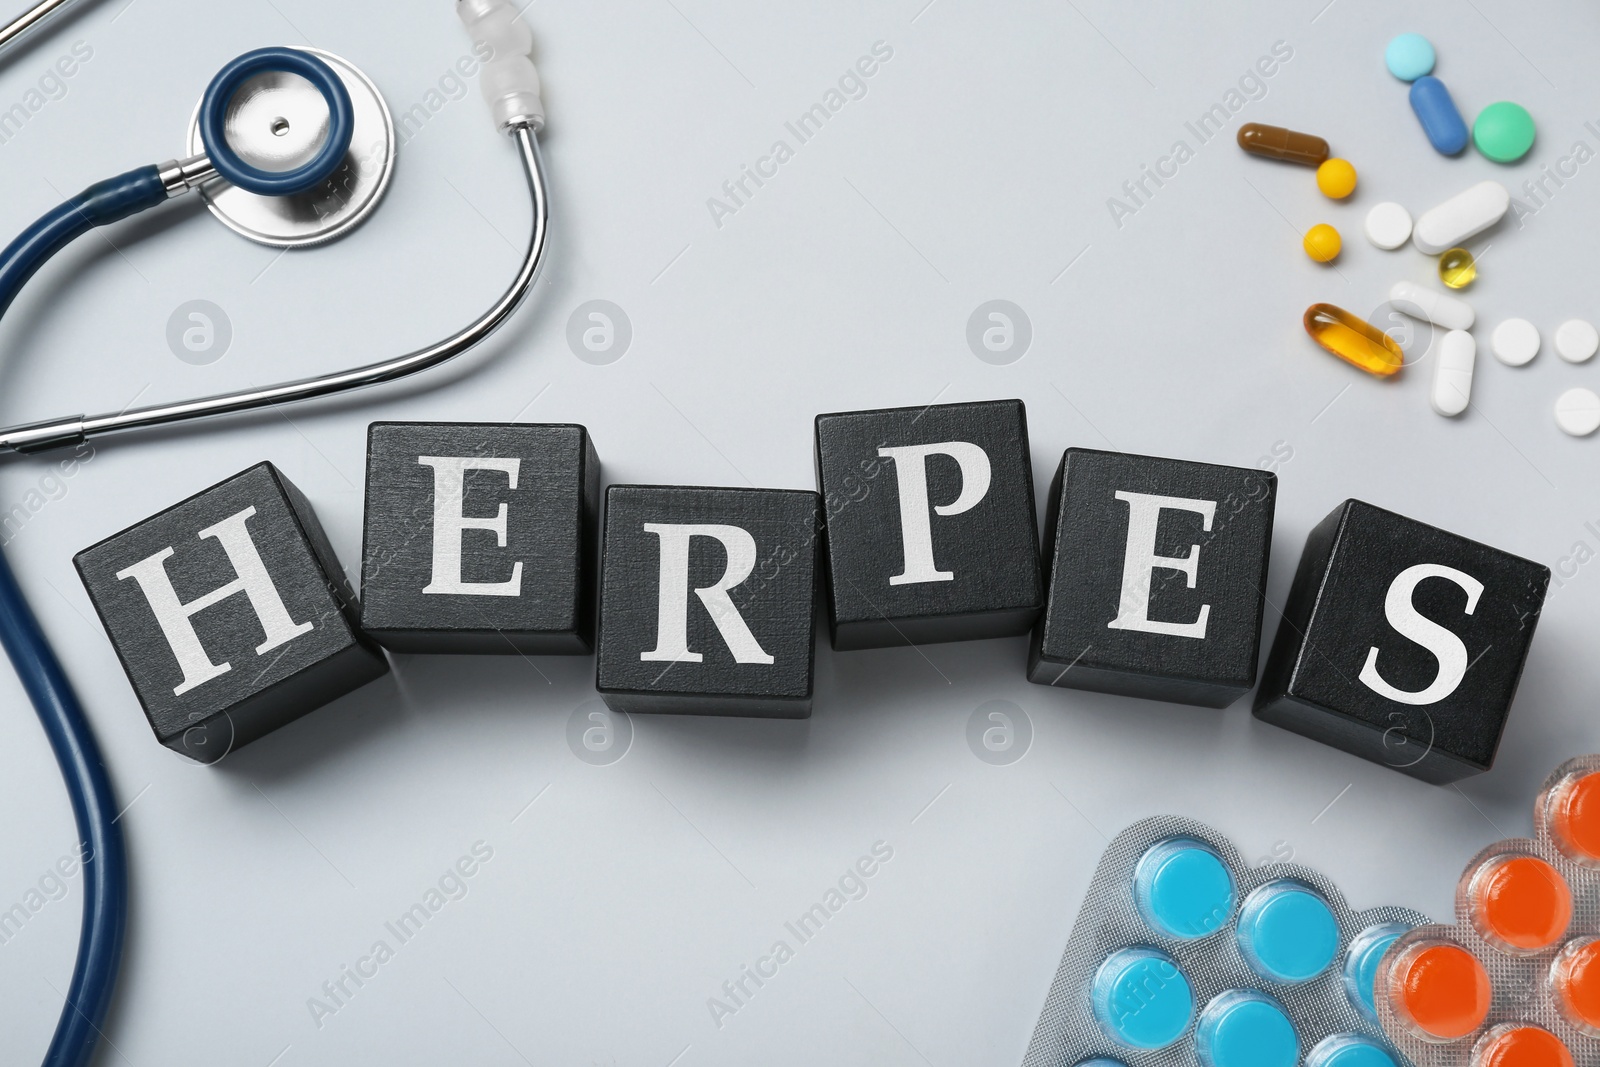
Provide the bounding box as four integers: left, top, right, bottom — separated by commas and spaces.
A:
1303, 223, 1342, 263
1304, 303, 1404, 377
1439, 246, 1477, 288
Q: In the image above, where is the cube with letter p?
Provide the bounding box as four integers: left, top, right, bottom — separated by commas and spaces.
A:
74, 463, 387, 762
1029, 448, 1277, 708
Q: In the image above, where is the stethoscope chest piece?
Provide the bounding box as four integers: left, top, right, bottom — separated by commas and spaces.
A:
185, 47, 394, 248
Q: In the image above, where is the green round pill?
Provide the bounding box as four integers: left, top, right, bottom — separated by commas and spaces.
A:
1473, 101, 1536, 163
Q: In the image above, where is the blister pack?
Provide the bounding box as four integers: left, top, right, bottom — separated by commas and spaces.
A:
1377, 755, 1600, 1065
1022, 815, 1430, 1067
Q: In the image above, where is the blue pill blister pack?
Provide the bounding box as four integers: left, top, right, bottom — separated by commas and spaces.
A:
1020, 816, 1431, 1067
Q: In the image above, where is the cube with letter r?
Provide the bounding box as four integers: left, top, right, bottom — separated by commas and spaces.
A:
358, 422, 601, 654
595, 485, 821, 718
1029, 448, 1277, 708
74, 463, 387, 763
1254, 500, 1549, 783
814, 399, 1044, 650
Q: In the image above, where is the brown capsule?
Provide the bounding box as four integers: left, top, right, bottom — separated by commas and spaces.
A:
1237, 122, 1330, 166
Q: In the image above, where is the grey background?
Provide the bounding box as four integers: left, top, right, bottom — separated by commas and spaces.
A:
0, 0, 1596, 1064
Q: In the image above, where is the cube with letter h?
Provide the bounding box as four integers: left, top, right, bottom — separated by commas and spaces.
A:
358, 422, 601, 654
1029, 448, 1277, 707
1254, 500, 1549, 783
595, 485, 821, 717
814, 399, 1044, 650
74, 463, 387, 762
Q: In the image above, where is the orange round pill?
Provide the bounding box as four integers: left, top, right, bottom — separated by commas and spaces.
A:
1551, 936, 1600, 1036
1469, 854, 1571, 953
1389, 941, 1492, 1041
1548, 771, 1600, 864
1471, 1023, 1573, 1067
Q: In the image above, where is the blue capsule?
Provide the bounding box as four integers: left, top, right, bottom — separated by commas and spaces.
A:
1409, 76, 1469, 155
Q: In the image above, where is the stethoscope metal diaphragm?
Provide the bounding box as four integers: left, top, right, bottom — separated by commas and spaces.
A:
186, 47, 395, 248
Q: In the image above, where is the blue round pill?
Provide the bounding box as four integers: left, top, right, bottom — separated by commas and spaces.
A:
1195, 989, 1299, 1067
1385, 33, 1436, 81
1134, 838, 1236, 940
1236, 881, 1339, 983
1091, 947, 1193, 1049
1342, 922, 1407, 1020
1307, 1034, 1399, 1067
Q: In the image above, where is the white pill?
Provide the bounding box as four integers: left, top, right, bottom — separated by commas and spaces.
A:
1490, 318, 1540, 366
1555, 319, 1599, 363
1555, 387, 1600, 436
1364, 202, 1413, 250
1389, 281, 1475, 330
1430, 330, 1475, 417
1412, 180, 1510, 255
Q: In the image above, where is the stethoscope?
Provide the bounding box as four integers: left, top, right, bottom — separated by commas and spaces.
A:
0, 2, 550, 1065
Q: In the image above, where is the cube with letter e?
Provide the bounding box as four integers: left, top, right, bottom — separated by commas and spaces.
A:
1029, 448, 1277, 708
1254, 500, 1549, 783
814, 399, 1044, 650
74, 463, 387, 762
358, 422, 601, 654
595, 485, 821, 718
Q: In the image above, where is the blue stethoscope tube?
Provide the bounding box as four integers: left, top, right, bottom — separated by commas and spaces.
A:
0, 48, 351, 1067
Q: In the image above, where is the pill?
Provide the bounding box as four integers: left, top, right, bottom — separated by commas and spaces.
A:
1195, 990, 1298, 1067
1555, 388, 1600, 437
1074, 1061, 1130, 1067
1410, 76, 1470, 155
1134, 838, 1235, 939
1470, 1023, 1574, 1067
1304, 304, 1404, 377
1385, 34, 1436, 81
1344, 923, 1408, 1022
1308, 1034, 1399, 1067
1236, 880, 1338, 983
1364, 202, 1412, 249
1467, 853, 1570, 952
1555, 320, 1598, 363
1413, 181, 1511, 254
1386, 939, 1492, 1042
1552, 936, 1600, 1036
1474, 102, 1537, 164
1439, 247, 1476, 289
1091, 947, 1193, 1049
1547, 770, 1600, 863
1491, 319, 1540, 367
1304, 223, 1342, 263
1390, 281, 1474, 331
1317, 158, 1358, 199
1431, 330, 1475, 417
1237, 122, 1330, 166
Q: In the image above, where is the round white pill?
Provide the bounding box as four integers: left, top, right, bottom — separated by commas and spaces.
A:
1556, 319, 1600, 363
1490, 318, 1540, 366
1364, 202, 1413, 250
1555, 387, 1600, 436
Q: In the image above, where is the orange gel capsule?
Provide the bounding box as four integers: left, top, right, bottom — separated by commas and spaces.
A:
1388, 940, 1492, 1042
1547, 771, 1600, 864
1304, 304, 1404, 377
1551, 936, 1600, 1036
1471, 1023, 1574, 1067
1237, 122, 1331, 165
1468, 854, 1571, 953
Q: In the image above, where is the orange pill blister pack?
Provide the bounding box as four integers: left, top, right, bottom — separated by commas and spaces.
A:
1378, 756, 1600, 1066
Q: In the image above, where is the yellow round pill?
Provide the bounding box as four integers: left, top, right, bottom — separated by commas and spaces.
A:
1303, 223, 1342, 263
1316, 158, 1358, 199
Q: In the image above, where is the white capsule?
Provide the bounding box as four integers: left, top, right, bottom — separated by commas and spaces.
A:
1412, 181, 1510, 255
1390, 280, 1475, 330
1430, 330, 1475, 417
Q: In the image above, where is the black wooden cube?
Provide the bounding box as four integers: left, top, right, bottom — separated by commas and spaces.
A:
596, 485, 821, 717
74, 463, 387, 763
1029, 448, 1277, 708
359, 422, 600, 654
814, 399, 1043, 650
1254, 500, 1549, 784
